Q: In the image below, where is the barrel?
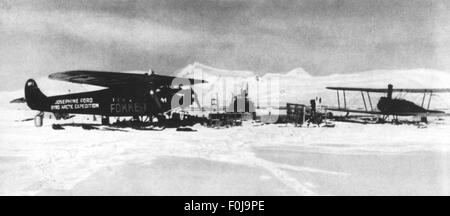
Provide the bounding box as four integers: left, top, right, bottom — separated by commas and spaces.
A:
34, 115, 43, 127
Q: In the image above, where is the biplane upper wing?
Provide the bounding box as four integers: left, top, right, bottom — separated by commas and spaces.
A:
49, 70, 207, 88
326, 87, 450, 93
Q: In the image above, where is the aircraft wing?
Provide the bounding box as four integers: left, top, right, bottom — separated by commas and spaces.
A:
326, 87, 388, 93
327, 107, 383, 115
390, 88, 450, 93
326, 87, 450, 93
49, 70, 207, 88
327, 107, 449, 116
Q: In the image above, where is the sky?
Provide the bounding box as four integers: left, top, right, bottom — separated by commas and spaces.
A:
1, 0, 450, 91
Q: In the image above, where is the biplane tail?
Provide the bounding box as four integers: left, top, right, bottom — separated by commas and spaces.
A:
24, 79, 48, 110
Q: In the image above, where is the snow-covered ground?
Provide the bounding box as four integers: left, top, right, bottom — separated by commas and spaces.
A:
1, 64, 450, 195
0, 108, 449, 195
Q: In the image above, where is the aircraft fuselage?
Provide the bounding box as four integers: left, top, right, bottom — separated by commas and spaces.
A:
25, 79, 193, 117
376, 97, 443, 116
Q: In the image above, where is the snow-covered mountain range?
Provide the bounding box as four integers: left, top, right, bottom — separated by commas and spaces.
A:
2, 62, 450, 110
178, 62, 450, 109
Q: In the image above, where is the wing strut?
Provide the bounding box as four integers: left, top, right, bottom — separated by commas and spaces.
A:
367, 92, 373, 111
343, 90, 347, 109
427, 92, 433, 111
421, 92, 426, 107
361, 91, 367, 111
337, 90, 340, 109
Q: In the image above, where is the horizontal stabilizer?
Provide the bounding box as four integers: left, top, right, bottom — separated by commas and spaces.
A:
10, 97, 26, 103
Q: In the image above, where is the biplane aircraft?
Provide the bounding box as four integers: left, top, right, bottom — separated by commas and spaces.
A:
22, 70, 207, 126
326, 84, 450, 122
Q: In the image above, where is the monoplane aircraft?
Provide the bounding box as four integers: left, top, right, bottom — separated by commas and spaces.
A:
326, 84, 450, 122
22, 70, 207, 126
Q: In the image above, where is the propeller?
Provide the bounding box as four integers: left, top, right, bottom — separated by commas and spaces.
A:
192, 88, 202, 110
149, 88, 162, 110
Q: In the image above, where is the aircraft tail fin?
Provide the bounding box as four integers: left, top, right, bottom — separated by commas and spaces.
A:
24, 79, 48, 110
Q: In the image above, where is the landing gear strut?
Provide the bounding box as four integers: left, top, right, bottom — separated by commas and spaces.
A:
101, 116, 110, 125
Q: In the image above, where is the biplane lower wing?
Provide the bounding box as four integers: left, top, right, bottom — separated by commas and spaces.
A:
327, 107, 448, 116
327, 107, 382, 115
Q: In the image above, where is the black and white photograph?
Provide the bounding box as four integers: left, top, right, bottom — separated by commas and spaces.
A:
0, 0, 449, 198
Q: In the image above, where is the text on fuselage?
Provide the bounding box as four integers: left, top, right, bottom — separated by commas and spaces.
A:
110, 103, 148, 114
51, 97, 99, 111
